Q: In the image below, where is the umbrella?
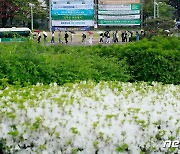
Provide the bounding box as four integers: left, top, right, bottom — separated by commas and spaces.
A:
88, 31, 93, 34
165, 30, 170, 33
34, 29, 40, 33
43, 31, 47, 36
69, 30, 76, 34
97, 31, 103, 34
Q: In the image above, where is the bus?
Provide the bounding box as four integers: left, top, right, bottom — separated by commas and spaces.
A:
0, 27, 31, 43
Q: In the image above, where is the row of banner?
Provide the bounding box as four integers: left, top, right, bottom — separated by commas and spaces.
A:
51, 0, 141, 27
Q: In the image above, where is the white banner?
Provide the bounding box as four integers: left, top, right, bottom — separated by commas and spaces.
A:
52, 20, 94, 26
52, 4, 94, 9
98, 15, 140, 20
98, 0, 140, 4
52, 0, 93, 4
98, 10, 140, 15
98, 4, 131, 11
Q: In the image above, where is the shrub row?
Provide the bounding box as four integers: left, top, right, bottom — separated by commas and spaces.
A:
0, 36, 179, 86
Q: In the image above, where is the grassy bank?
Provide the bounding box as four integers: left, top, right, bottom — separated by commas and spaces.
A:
0, 36, 179, 87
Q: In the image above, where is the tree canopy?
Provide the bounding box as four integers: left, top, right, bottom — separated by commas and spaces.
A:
0, 0, 47, 27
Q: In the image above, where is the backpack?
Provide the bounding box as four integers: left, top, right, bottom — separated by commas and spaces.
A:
83, 34, 86, 38
65, 33, 69, 38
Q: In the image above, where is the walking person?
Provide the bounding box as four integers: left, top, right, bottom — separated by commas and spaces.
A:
64, 31, 69, 44
82, 32, 86, 45
115, 31, 119, 43
124, 31, 128, 42
99, 33, 104, 43
121, 31, 125, 42
58, 31, 63, 44
112, 31, 116, 43
89, 34, 93, 45
136, 31, 140, 42
37, 32, 41, 43
71, 33, 74, 44
43, 31, 47, 43
128, 31, 133, 42
104, 31, 108, 44
51, 32, 55, 44
107, 31, 110, 44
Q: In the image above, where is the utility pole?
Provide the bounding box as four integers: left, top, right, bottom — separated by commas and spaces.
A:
141, 0, 144, 29
29, 3, 35, 31
49, 0, 52, 32
94, 0, 98, 30
154, 0, 156, 18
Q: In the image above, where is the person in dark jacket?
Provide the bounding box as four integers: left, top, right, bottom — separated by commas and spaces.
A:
99, 33, 104, 43
37, 32, 41, 43
64, 31, 69, 44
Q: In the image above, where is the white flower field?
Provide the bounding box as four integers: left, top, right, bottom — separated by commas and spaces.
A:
0, 81, 179, 153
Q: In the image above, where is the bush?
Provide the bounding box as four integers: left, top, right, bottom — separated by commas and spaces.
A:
0, 36, 179, 86
99, 36, 180, 84
0, 41, 130, 86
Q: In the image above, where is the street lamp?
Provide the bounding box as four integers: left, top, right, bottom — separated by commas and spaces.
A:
154, 0, 162, 18
29, 3, 35, 31
154, 0, 156, 18
157, 2, 162, 18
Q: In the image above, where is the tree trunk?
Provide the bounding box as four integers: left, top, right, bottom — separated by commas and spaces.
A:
2, 18, 8, 27
10, 17, 13, 26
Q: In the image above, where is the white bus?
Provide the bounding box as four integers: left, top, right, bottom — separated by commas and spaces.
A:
0, 27, 31, 42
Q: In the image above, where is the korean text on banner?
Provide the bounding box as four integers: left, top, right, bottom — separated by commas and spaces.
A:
98, 0, 140, 4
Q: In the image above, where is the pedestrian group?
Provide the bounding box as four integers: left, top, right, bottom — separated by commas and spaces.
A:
35, 30, 142, 45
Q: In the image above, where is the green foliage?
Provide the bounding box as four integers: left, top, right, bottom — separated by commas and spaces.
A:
116, 143, 128, 152
143, 0, 176, 20
0, 40, 130, 86
0, 37, 179, 86
144, 18, 175, 33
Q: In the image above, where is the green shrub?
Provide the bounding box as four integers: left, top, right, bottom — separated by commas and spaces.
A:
0, 36, 179, 86
0, 41, 130, 86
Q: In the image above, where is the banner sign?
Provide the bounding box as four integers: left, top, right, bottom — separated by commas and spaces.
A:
52, 20, 94, 26
98, 19, 140, 25
52, 26, 90, 31
52, 10, 94, 16
51, 0, 94, 27
98, 1, 141, 26
98, 4, 140, 11
52, 0, 93, 4
98, 0, 140, 4
52, 4, 94, 9
98, 10, 140, 15
98, 15, 140, 20
52, 15, 94, 20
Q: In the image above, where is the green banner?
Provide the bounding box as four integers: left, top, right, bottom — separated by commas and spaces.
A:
131, 4, 141, 10
52, 15, 94, 20
98, 19, 140, 25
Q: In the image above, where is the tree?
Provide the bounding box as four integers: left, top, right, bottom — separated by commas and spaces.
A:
0, 0, 46, 27
158, 1, 176, 18
168, 0, 180, 19
144, 18, 175, 32
143, 0, 176, 20
13, 0, 47, 26
0, 0, 18, 27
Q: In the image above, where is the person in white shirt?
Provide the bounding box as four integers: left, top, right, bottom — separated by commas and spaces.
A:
43, 31, 47, 43
89, 34, 93, 45
51, 32, 55, 44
